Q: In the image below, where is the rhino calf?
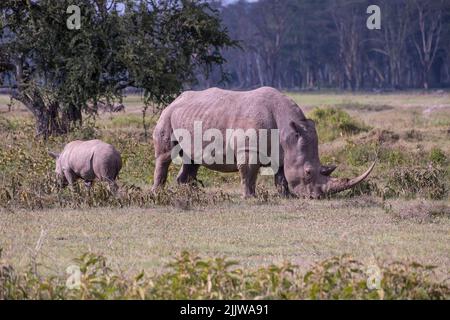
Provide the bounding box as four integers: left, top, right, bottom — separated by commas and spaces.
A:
48, 139, 122, 193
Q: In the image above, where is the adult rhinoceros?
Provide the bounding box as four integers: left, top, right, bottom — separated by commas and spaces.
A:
152, 87, 374, 198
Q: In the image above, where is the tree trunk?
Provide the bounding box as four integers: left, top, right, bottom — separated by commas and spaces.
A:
414, 1, 442, 90
13, 90, 81, 139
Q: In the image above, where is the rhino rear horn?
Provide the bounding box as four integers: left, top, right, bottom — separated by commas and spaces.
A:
48, 151, 60, 159
320, 165, 337, 176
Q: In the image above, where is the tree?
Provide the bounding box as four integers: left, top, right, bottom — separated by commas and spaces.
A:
372, 0, 412, 88
0, 0, 236, 138
204, 0, 450, 90
412, 0, 445, 89
331, 0, 368, 91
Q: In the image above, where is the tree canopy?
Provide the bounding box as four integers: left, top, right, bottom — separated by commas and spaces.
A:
0, 0, 236, 138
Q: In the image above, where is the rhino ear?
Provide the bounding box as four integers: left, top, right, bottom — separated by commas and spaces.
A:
289, 121, 307, 134
320, 165, 337, 176
48, 151, 60, 159
283, 121, 308, 146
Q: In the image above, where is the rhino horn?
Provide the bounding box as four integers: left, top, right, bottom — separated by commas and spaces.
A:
323, 161, 376, 195
320, 164, 337, 176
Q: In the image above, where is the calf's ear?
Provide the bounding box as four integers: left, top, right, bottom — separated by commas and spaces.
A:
48, 151, 60, 159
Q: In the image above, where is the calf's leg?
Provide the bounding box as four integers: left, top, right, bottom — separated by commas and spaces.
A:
63, 170, 78, 192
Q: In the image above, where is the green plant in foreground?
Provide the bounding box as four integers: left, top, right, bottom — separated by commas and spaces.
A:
0, 251, 448, 300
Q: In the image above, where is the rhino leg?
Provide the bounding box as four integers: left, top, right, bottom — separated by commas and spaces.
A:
64, 169, 78, 191
151, 152, 172, 192
177, 164, 201, 185
274, 167, 292, 198
238, 163, 259, 198
84, 181, 93, 194
108, 181, 119, 195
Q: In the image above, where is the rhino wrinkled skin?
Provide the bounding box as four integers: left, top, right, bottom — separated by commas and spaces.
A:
152, 87, 374, 198
49, 139, 122, 193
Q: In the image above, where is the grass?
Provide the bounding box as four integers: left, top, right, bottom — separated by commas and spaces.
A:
287, 90, 450, 109
0, 91, 449, 298
1, 199, 449, 276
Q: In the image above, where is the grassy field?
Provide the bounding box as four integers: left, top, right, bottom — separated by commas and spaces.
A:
0, 90, 449, 285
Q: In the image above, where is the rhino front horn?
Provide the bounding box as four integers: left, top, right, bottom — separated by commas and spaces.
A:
323, 161, 376, 195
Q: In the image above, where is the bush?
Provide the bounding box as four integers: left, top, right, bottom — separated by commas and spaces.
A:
429, 148, 447, 166
338, 140, 418, 169
339, 140, 378, 167
0, 178, 231, 210
309, 107, 370, 142
1, 251, 448, 300
0, 128, 231, 210
380, 148, 408, 167
383, 165, 448, 200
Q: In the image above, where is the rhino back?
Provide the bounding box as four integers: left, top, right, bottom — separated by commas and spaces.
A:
152, 87, 306, 170
91, 142, 122, 181
63, 140, 121, 181
167, 87, 305, 131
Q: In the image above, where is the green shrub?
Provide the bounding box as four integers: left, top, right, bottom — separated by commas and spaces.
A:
339, 140, 377, 167
65, 118, 100, 140
1, 251, 448, 300
339, 140, 415, 169
380, 148, 408, 167
0, 128, 231, 210
383, 165, 448, 200
309, 107, 370, 142
0, 177, 232, 210
429, 148, 447, 166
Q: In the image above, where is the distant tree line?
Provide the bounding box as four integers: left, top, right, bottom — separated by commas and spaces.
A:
203, 0, 450, 90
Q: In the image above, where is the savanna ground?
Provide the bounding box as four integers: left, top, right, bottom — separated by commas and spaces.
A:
0, 91, 449, 298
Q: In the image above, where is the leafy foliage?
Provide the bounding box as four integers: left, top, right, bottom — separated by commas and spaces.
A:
429, 147, 448, 166
383, 165, 448, 200
1, 251, 448, 300
0, 0, 236, 136
309, 107, 370, 142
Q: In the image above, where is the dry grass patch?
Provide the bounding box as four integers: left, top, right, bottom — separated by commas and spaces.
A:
388, 201, 450, 223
